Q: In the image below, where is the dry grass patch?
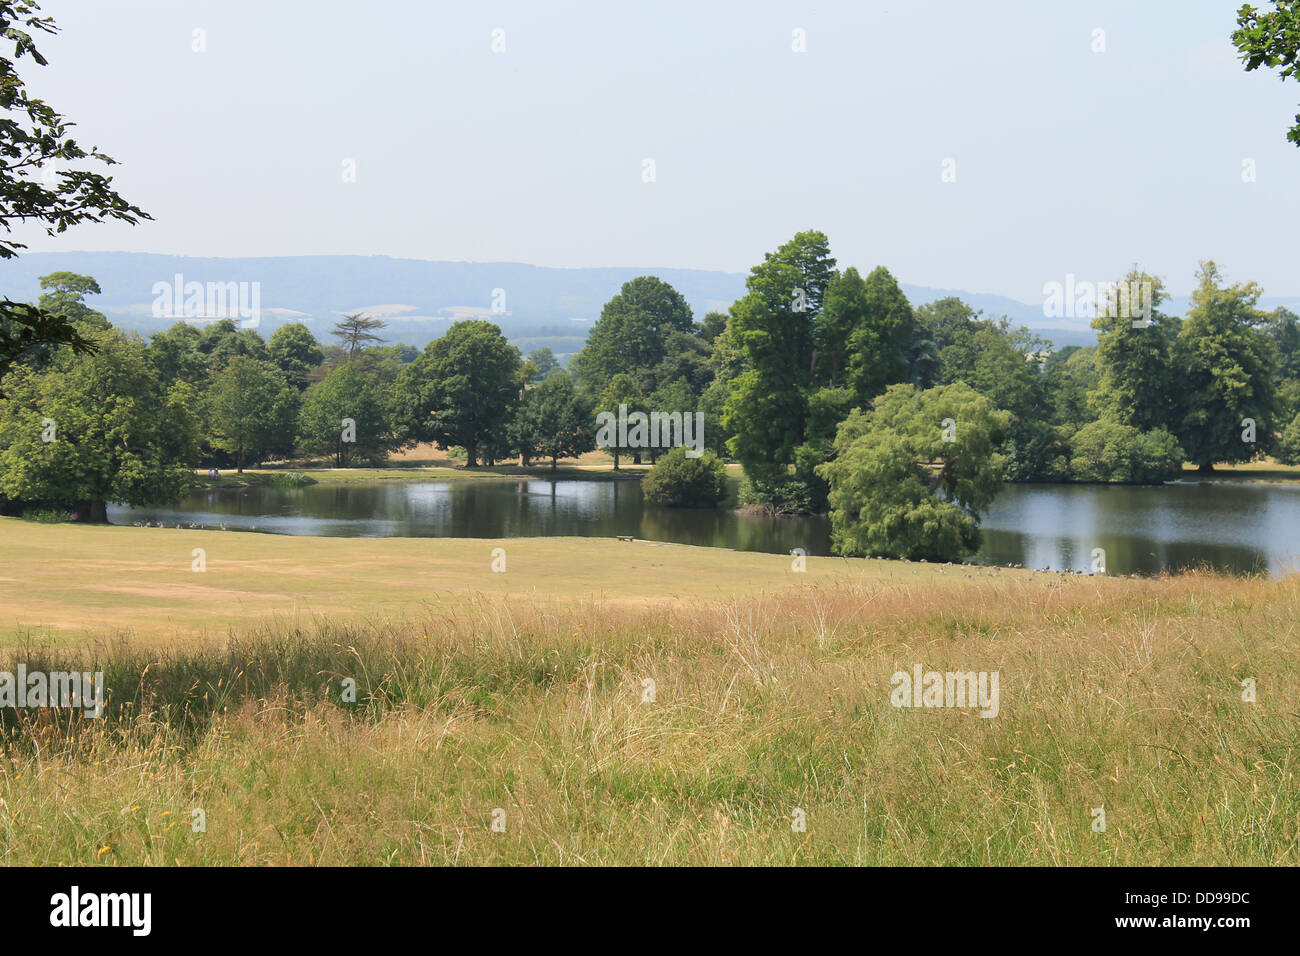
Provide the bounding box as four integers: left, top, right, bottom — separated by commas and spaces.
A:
0, 572, 1295, 865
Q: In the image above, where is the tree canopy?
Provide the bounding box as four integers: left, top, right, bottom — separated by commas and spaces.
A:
570, 276, 695, 395
389, 320, 522, 466
298, 363, 394, 466
513, 370, 594, 470
1233, 1, 1300, 145
817, 383, 1011, 560
1172, 262, 1274, 470
205, 356, 297, 471
0, 1, 151, 375
0, 329, 197, 521
332, 312, 386, 359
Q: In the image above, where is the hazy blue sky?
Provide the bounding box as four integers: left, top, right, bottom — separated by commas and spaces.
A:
15, 0, 1300, 301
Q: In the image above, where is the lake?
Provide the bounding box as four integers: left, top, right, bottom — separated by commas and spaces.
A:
108, 477, 1300, 577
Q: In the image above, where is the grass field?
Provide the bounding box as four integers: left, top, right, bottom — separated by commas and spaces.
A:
0, 519, 902, 644
0, 519, 1296, 865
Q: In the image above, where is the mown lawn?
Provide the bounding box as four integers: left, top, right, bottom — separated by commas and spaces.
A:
0, 518, 951, 645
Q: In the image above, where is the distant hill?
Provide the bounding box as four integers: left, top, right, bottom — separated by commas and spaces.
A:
0, 253, 741, 361
5, 252, 1293, 356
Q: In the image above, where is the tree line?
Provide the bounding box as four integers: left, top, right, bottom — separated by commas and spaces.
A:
0, 279, 608, 519
703, 232, 1297, 521
3, 234, 1298, 532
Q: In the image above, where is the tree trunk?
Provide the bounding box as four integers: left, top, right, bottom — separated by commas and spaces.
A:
81, 500, 108, 523
613, 450, 619, 470
551, 456, 558, 471
465, 441, 477, 467
1198, 462, 1215, 474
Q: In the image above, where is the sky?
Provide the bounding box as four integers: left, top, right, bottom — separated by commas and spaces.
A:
12, 0, 1300, 302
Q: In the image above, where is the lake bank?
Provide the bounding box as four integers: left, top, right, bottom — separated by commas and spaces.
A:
206, 455, 1300, 488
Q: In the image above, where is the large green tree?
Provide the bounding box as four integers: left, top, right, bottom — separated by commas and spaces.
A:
147, 322, 207, 388
526, 347, 560, 382
651, 329, 713, 398
389, 320, 522, 466
8, 272, 110, 373
816, 382, 1011, 560
0, 329, 198, 521
723, 230, 835, 487
298, 363, 394, 466
268, 322, 324, 388
911, 296, 1054, 479
593, 372, 644, 468
570, 276, 694, 394
205, 355, 297, 471
645, 377, 698, 464
1265, 306, 1300, 379
1042, 345, 1100, 428
37, 272, 109, 330
843, 266, 917, 406
917, 299, 1042, 420
1090, 270, 1178, 432
698, 311, 727, 344
1275, 407, 1300, 463
813, 266, 865, 389
698, 316, 747, 456
1173, 262, 1275, 470
513, 371, 594, 470
197, 318, 268, 370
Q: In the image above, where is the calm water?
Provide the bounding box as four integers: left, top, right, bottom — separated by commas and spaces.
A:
108, 478, 1300, 577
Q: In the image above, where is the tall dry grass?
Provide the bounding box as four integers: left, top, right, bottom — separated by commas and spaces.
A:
0, 571, 1296, 865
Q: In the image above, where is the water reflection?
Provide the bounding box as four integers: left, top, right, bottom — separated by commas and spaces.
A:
976, 482, 1300, 576
109, 477, 1300, 576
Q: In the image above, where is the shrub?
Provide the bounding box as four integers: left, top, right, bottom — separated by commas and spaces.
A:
20, 506, 76, 523
737, 469, 819, 515
641, 447, 728, 508
1067, 420, 1184, 483
1275, 412, 1300, 465
1001, 418, 1070, 482
262, 471, 313, 488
